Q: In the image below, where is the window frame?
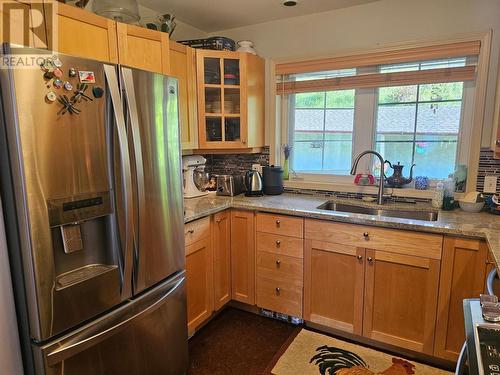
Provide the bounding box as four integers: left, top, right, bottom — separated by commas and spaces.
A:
272, 33, 492, 196
283, 79, 474, 186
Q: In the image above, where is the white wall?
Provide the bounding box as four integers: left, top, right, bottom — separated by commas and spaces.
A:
137, 5, 208, 41
84, 1, 208, 41
0, 199, 23, 375
211, 0, 500, 147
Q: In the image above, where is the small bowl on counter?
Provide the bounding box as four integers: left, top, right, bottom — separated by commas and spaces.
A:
458, 200, 485, 213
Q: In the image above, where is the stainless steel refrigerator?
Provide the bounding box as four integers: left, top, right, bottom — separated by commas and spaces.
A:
0, 44, 187, 374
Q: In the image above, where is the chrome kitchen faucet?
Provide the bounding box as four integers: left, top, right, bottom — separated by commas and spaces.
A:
350, 150, 387, 205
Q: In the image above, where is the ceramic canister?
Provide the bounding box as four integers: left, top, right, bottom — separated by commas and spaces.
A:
415, 176, 429, 190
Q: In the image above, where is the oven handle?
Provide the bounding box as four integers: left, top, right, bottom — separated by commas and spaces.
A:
486, 267, 498, 296
454, 342, 468, 375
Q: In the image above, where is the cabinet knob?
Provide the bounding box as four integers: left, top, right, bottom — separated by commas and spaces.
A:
363, 232, 369, 240
276, 220, 281, 227
187, 229, 194, 234
276, 240, 281, 246
275, 287, 281, 295
367, 257, 373, 262
276, 259, 281, 267
357, 255, 363, 260
242, 139, 247, 144
496, 139, 500, 146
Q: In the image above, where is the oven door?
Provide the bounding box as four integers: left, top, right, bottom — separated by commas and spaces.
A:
33, 273, 188, 375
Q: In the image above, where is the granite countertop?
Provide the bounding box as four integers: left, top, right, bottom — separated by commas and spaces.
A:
184, 192, 500, 270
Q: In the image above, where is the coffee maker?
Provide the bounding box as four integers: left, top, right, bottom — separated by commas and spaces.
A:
182, 155, 209, 199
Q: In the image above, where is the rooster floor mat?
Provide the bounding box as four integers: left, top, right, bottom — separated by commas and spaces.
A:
269, 329, 452, 375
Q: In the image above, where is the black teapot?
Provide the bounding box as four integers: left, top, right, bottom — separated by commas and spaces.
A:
384, 161, 415, 188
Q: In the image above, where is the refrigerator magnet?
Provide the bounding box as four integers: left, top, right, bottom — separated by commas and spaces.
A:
78, 71, 96, 84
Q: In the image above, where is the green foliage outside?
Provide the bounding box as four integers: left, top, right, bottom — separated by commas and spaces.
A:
379, 82, 464, 104
295, 90, 355, 108
294, 82, 464, 108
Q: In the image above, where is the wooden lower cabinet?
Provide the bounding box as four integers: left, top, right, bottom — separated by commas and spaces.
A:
212, 211, 231, 310
185, 236, 213, 335
256, 250, 303, 317
304, 240, 364, 335
304, 219, 443, 356
184, 211, 497, 362
434, 237, 489, 361
230, 210, 255, 304
363, 249, 440, 355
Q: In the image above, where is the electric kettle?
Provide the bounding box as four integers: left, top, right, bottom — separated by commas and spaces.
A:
245, 170, 263, 196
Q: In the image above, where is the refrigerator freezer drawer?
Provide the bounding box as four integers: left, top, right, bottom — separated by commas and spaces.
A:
33, 272, 188, 375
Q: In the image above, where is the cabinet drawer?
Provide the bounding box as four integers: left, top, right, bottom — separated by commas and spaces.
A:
185, 217, 210, 247
305, 220, 442, 260
256, 232, 303, 258
256, 276, 303, 317
256, 213, 304, 238
257, 251, 303, 286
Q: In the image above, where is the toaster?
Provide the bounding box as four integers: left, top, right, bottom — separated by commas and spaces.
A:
216, 174, 246, 196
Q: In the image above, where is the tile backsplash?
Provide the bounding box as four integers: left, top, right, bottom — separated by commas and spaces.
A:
204, 147, 500, 193
477, 148, 500, 193
203, 147, 270, 175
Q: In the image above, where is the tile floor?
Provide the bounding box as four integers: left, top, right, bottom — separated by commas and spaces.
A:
188, 307, 298, 375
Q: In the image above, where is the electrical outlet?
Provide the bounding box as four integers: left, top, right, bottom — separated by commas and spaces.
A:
484, 175, 498, 193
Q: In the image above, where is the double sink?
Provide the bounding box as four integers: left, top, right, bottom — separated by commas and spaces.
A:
317, 201, 439, 222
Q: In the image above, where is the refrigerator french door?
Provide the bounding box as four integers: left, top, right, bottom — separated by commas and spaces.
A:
0, 44, 187, 374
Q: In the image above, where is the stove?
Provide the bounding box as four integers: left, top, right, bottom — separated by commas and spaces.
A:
463, 299, 500, 375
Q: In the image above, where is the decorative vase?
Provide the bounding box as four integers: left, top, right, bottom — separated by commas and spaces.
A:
237, 40, 257, 55
283, 159, 289, 180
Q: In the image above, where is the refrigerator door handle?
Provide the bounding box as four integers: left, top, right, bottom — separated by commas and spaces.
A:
121, 67, 146, 290
43, 275, 185, 367
104, 65, 134, 298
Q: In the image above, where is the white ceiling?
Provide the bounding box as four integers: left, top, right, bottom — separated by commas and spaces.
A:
138, 0, 381, 32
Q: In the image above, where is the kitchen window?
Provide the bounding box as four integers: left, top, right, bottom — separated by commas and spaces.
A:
290, 89, 355, 174
276, 40, 484, 191
373, 59, 467, 179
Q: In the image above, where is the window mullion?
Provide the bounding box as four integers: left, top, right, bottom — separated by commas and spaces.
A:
353, 88, 377, 172
321, 92, 327, 170
411, 84, 420, 166
286, 94, 296, 170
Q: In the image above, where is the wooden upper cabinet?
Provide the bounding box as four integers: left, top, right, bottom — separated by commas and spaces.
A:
0, 0, 47, 47
304, 239, 364, 335
169, 42, 198, 150
116, 22, 170, 74
47, 2, 117, 62
363, 249, 440, 355
434, 237, 489, 361
212, 211, 231, 310
196, 49, 264, 150
230, 210, 255, 304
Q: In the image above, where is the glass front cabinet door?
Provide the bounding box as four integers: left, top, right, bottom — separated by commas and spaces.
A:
196, 50, 265, 150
